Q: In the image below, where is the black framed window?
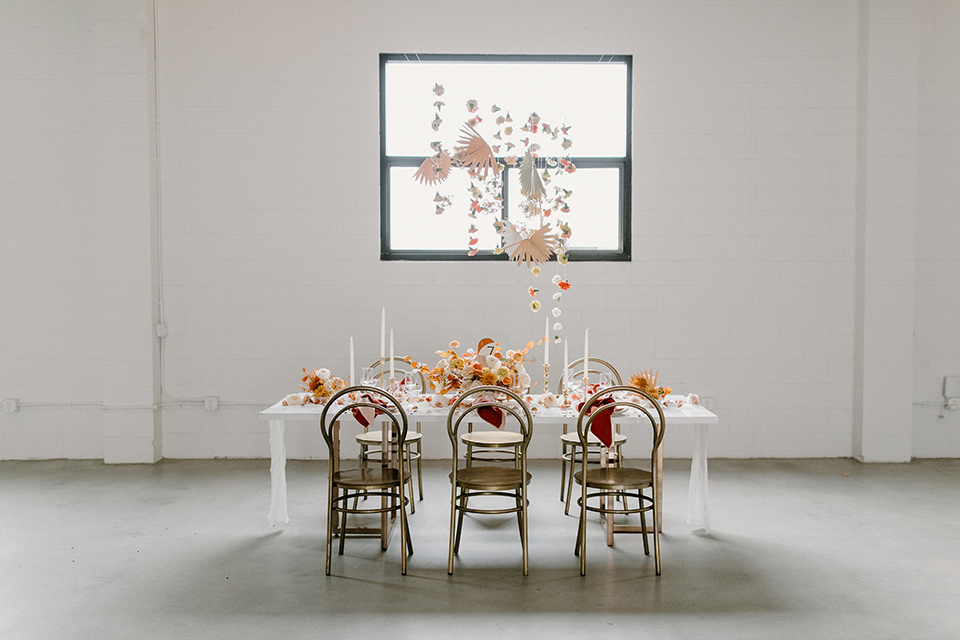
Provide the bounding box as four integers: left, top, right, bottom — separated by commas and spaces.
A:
380, 53, 631, 261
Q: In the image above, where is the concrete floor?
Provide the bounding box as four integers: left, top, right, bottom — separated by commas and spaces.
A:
2, 457, 959, 639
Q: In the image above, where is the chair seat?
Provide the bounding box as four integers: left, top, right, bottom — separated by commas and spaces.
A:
574, 466, 652, 491
461, 430, 523, 446
451, 467, 531, 490
560, 431, 628, 446
355, 430, 423, 445
333, 467, 410, 489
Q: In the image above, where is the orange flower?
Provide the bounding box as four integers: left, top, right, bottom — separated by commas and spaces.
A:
557, 280, 572, 291
449, 340, 460, 349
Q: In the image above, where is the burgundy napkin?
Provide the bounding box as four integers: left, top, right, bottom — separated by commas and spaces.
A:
578, 396, 615, 447
352, 393, 389, 428
477, 405, 505, 429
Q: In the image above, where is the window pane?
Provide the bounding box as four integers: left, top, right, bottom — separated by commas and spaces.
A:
384, 60, 627, 157
389, 166, 502, 252
505, 167, 622, 251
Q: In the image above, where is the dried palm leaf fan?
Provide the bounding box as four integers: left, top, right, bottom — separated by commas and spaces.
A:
501, 221, 557, 267
630, 369, 659, 391
413, 151, 452, 185
455, 124, 498, 178
518, 151, 546, 199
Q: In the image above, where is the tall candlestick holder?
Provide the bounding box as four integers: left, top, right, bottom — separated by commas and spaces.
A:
543, 363, 549, 396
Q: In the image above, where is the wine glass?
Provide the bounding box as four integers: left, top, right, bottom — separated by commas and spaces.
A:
360, 367, 379, 388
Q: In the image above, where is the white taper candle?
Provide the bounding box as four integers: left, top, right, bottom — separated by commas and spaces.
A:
349, 336, 355, 387
583, 328, 589, 389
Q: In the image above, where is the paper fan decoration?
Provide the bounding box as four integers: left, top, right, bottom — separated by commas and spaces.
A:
455, 124, 498, 178
501, 222, 557, 267
414, 151, 452, 185
518, 151, 545, 200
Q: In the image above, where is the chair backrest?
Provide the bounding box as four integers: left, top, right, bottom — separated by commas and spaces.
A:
556, 357, 622, 393
576, 385, 665, 471
447, 386, 534, 459
367, 357, 427, 391
320, 386, 408, 458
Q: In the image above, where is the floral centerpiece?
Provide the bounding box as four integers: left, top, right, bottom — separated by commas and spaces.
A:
406, 338, 534, 396
628, 369, 671, 401
300, 367, 347, 403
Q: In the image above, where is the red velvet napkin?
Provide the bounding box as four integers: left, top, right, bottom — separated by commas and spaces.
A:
352, 393, 389, 428
578, 396, 615, 447
476, 405, 505, 429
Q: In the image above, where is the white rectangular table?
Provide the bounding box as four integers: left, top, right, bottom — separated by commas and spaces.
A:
259, 395, 718, 531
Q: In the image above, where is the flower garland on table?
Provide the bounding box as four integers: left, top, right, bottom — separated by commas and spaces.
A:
285, 367, 347, 405
406, 338, 534, 397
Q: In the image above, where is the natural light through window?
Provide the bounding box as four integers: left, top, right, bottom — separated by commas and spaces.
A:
380, 54, 631, 261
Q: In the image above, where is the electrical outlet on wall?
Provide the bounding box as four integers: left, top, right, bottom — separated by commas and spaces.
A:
3, 399, 20, 413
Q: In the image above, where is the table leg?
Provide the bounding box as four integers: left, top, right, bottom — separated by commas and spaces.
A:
687, 422, 710, 532
268, 420, 289, 526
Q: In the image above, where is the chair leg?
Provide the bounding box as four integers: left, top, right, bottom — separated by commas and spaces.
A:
447, 482, 458, 574
559, 441, 568, 501
515, 491, 524, 540
574, 514, 582, 556
405, 445, 416, 515
564, 448, 577, 515
338, 507, 348, 555
652, 492, 661, 576
454, 490, 467, 553
325, 485, 335, 575
578, 485, 588, 576
398, 483, 409, 575
640, 506, 650, 555
520, 484, 529, 576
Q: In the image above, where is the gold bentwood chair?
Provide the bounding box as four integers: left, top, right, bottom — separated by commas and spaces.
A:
447, 386, 534, 575
320, 386, 414, 575
574, 386, 665, 576
355, 358, 425, 507
559, 358, 625, 515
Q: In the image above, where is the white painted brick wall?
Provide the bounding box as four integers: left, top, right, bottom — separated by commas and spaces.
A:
913, 0, 960, 456
1, 0, 957, 461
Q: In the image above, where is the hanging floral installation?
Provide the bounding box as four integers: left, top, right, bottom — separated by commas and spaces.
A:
412, 83, 577, 342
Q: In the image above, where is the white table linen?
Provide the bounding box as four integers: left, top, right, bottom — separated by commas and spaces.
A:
259, 394, 718, 530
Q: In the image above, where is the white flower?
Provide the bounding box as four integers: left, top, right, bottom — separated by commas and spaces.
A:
552, 307, 561, 317
515, 363, 526, 376
553, 322, 562, 330
518, 372, 531, 389
541, 392, 563, 408
317, 368, 331, 380
553, 292, 562, 300
485, 355, 501, 369
554, 337, 562, 344
552, 274, 562, 285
